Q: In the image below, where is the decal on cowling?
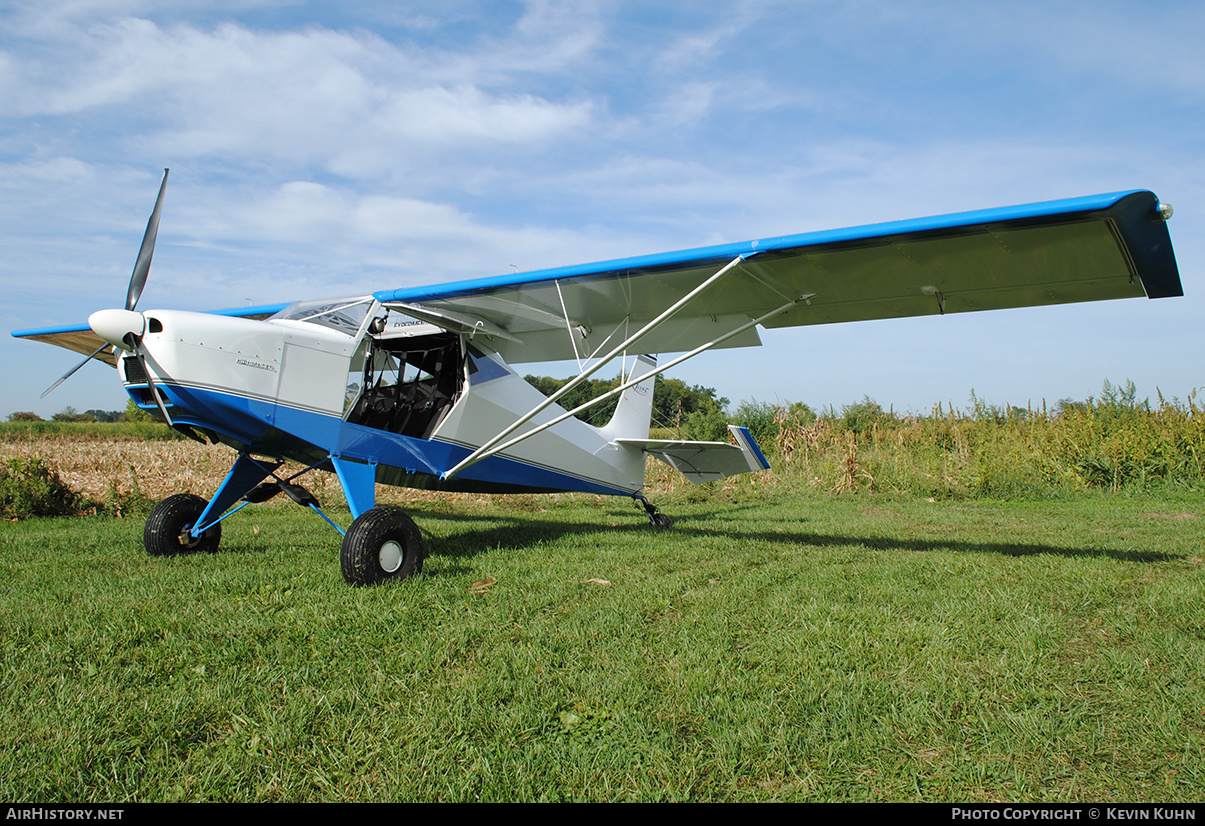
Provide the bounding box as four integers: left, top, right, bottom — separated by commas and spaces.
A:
235, 358, 277, 372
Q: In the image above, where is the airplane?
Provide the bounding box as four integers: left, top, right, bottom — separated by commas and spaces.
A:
12, 170, 1183, 585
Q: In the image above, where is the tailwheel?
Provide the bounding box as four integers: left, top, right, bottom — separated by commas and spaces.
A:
634, 493, 672, 528
340, 507, 426, 586
145, 493, 221, 556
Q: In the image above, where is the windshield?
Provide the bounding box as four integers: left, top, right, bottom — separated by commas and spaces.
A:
269, 296, 374, 335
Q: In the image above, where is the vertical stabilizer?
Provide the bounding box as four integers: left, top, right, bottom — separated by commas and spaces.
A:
600, 354, 656, 441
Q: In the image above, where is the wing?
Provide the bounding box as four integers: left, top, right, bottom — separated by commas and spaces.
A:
375, 190, 1181, 365
11, 303, 289, 364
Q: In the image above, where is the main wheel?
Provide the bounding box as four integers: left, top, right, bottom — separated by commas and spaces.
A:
341, 507, 425, 586
144, 493, 221, 556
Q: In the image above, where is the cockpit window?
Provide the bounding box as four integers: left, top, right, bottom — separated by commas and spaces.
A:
269, 296, 374, 335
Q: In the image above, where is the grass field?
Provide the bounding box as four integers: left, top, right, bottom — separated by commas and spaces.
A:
2, 470, 1203, 801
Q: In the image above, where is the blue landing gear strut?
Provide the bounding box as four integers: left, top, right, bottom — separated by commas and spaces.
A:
184, 453, 348, 539
148, 451, 425, 586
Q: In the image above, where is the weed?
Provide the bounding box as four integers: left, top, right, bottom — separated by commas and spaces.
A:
105, 465, 156, 518
0, 457, 97, 518
717, 382, 1205, 498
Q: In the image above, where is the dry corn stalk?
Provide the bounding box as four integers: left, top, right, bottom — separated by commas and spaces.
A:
832, 431, 874, 494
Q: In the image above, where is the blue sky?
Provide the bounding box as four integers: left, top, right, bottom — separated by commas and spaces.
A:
2, 0, 1202, 418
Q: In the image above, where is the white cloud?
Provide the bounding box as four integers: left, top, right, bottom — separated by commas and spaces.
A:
2, 13, 597, 181
2, 1, 1203, 418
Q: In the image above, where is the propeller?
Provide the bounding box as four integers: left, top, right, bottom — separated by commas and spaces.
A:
41, 342, 111, 398
43, 169, 172, 426
126, 169, 168, 312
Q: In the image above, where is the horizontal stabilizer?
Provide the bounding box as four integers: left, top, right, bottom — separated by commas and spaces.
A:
616, 425, 770, 484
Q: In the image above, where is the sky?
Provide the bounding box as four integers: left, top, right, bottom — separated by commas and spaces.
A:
2, 0, 1202, 419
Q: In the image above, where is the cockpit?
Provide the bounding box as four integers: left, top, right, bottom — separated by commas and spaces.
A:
269, 295, 466, 439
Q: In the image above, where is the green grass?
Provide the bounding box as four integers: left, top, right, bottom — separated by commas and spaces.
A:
0, 420, 181, 440
1, 486, 1203, 802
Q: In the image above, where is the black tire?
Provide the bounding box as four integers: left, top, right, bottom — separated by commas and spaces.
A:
341, 507, 425, 586
144, 493, 221, 556
650, 512, 673, 528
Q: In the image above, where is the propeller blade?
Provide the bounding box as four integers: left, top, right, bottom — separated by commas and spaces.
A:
42, 170, 169, 398
125, 168, 169, 312
41, 344, 111, 398
136, 347, 174, 427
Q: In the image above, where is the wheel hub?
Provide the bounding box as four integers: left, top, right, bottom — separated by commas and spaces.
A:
379, 540, 403, 573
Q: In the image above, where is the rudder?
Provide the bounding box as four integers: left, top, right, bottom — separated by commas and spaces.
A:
600, 354, 656, 441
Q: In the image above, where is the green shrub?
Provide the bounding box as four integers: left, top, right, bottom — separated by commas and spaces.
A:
0, 458, 97, 519
681, 407, 730, 441
839, 396, 888, 435
729, 399, 782, 448
122, 398, 152, 423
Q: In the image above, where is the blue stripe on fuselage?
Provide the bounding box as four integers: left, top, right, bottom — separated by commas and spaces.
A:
145, 382, 633, 497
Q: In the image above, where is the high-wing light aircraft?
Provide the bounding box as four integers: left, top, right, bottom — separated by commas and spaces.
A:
12, 170, 1183, 585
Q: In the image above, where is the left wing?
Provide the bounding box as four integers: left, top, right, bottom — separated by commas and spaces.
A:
376, 190, 1181, 364
11, 303, 289, 364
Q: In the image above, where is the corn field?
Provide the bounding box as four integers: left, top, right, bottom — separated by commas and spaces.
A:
657, 383, 1205, 499
760, 387, 1205, 498
3, 382, 1203, 520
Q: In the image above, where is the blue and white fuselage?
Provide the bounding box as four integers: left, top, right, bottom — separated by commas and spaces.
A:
107, 297, 660, 507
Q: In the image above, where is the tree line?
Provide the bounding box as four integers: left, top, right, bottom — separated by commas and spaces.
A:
8, 401, 151, 424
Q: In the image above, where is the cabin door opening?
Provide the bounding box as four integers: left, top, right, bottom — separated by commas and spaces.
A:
345, 332, 464, 439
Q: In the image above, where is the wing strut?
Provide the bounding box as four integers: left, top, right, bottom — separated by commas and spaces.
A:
443, 254, 751, 479
554, 280, 585, 370
444, 291, 811, 478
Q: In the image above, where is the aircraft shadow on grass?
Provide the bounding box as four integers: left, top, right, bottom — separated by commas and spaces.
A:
159, 501, 1175, 576
406, 502, 1183, 568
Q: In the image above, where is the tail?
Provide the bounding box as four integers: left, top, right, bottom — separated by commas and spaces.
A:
599, 354, 656, 442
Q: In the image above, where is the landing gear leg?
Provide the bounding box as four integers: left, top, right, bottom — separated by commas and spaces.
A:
633, 492, 672, 528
